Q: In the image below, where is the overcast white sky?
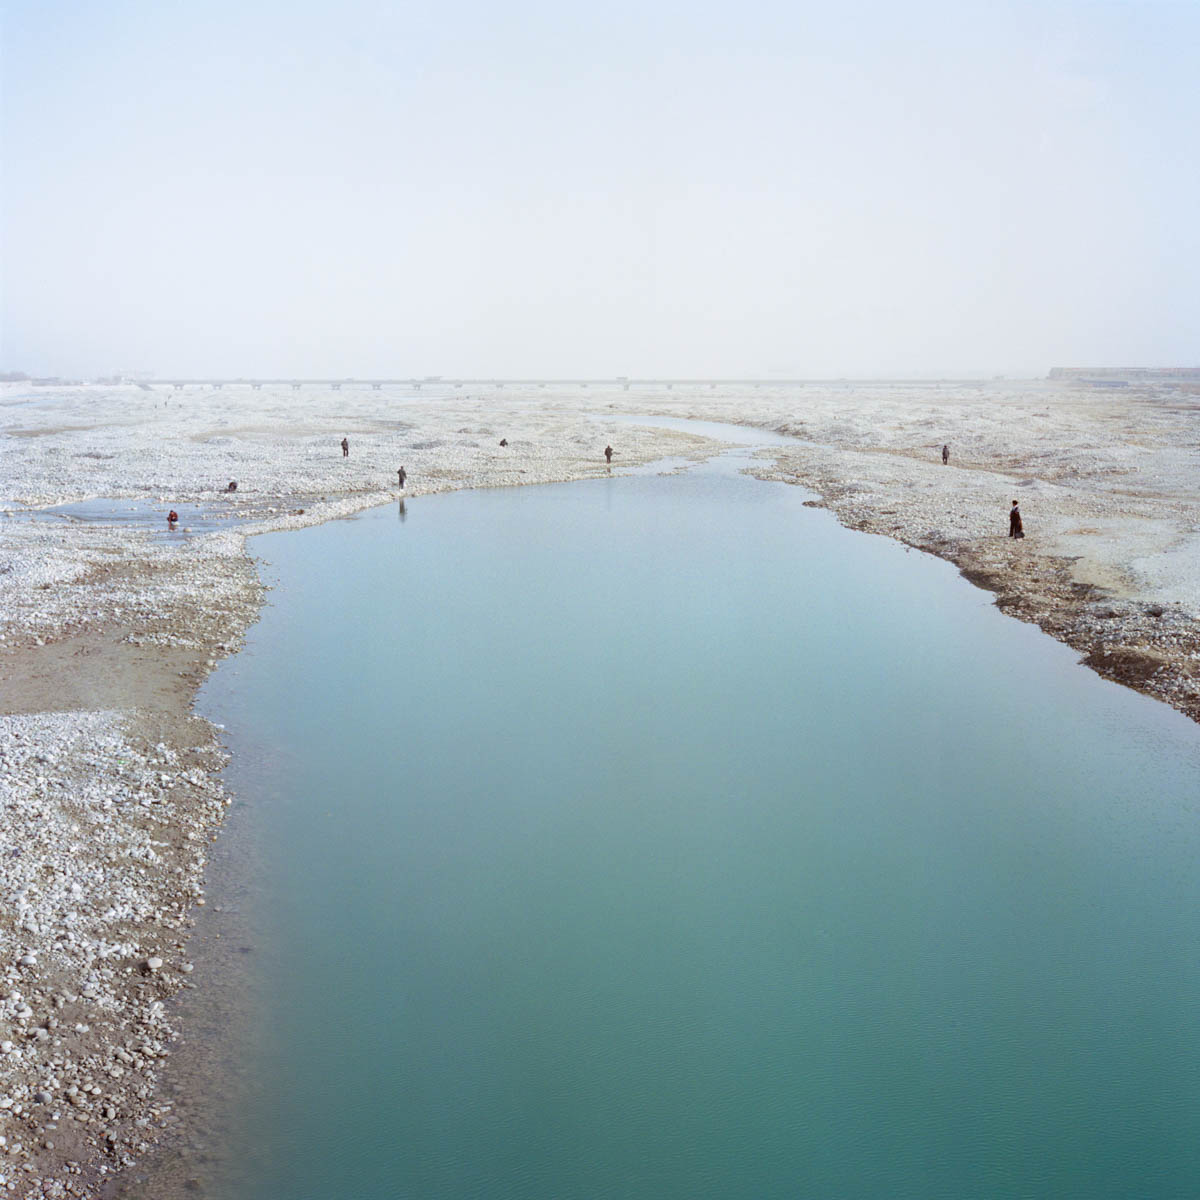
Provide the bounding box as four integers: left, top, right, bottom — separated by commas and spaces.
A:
2, 0, 1197, 378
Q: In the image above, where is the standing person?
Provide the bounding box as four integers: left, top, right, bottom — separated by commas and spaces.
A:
397, 466, 407, 489
942, 443, 949, 465
341, 437, 349, 458
1009, 500, 1024, 539
604, 445, 613, 464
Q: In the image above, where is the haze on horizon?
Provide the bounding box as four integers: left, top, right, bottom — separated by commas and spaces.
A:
2, 0, 1197, 381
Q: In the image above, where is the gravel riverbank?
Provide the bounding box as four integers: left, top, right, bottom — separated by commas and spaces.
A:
2, 378, 1198, 1196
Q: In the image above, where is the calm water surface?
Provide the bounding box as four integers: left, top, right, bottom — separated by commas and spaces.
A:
189, 452, 1200, 1199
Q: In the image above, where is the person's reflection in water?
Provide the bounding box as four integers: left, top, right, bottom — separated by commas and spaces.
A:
397, 498, 407, 524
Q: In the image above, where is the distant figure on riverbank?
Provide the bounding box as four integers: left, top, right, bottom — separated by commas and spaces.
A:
341, 437, 349, 457
397, 467, 407, 489
604, 445, 613, 464
942, 444, 949, 465
167, 510, 179, 526
227, 480, 237, 492
1009, 501, 1024, 539
499, 438, 508, 447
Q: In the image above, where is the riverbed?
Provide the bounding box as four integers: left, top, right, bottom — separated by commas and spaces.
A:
6, 382, 1200, 1197
144, 451, 1200, 1198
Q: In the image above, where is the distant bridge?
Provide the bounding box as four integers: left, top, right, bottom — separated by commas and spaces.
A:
139, 376, 997, 392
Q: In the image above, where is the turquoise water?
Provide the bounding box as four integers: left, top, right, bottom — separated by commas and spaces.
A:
197, 452, 1200, 1199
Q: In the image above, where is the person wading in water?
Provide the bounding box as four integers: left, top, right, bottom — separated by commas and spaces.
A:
1009, 500, 1024, 539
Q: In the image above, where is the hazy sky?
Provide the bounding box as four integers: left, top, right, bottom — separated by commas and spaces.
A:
2, 0, 1197, 378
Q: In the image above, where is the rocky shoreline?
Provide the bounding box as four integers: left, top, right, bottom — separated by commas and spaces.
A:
746, 396, 1200, 728
2, 379, 1198, 1197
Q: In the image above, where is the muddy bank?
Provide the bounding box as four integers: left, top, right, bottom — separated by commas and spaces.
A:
795, 486, 1200, 723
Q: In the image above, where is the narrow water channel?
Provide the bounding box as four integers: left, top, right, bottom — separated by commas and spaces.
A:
127, 443, 1200, 1198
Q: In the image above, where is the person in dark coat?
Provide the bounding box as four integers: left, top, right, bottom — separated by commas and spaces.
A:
604, 445, 613, 464
341, 437, 349, 457
942, 444, 949, 464
1009, 500, 1024, 539
397, 467, 407, 489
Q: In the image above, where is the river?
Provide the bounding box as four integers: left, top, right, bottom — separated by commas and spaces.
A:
116, 435, 1200, 1199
